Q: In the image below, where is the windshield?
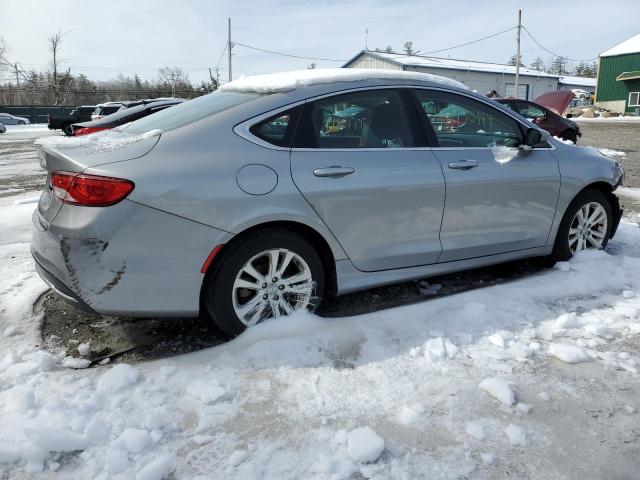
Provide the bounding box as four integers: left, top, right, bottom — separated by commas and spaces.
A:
123, 91, 261, 134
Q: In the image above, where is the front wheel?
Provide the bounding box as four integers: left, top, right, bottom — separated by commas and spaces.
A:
551, 189, 612, 262
203, 229, 325, 337
561, 129, 577, 144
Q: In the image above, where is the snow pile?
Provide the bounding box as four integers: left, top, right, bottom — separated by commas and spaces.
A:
2, 175, 640, 477
220, 68, 467, 94
34, 129, 161, 153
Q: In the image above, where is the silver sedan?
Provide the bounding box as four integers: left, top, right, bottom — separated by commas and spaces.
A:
0, 113, 30, 125
32, 69, 624, 337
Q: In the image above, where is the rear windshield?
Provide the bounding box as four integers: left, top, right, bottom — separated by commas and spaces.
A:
123, 91, 261, 134
99, 106, 121, 116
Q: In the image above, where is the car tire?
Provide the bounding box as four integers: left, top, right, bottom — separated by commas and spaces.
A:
551, 189, 612, 262
203, 228, 325, 337
17, 120, 25, 125
63, 124, 74, 136
561, 129, 577, 144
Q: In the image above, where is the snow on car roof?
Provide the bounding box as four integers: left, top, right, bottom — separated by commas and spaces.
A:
219, 68, 468, 94
600, 33, 640, 57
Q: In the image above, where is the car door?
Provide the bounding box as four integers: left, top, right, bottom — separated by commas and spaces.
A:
412, 88, 560, 262
290, 88, 446, 272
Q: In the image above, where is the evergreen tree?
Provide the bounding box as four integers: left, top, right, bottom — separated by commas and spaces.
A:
549, 56, 569, 75
508, 54, 525, 67
530, 57, 545, 72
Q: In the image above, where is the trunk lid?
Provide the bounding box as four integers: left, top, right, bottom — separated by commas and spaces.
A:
34, 128, 161, 225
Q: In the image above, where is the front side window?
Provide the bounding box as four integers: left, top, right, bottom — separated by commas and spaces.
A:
414, 90, 523, 148
629, 92, 640, 107
515, 101, 546, 120
250, 107, 300, 147
300, 89, 415, 148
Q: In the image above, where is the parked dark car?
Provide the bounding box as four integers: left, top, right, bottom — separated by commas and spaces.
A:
72, 99, 185, 136
495, 92, 581, 143
48, 106, 96, 136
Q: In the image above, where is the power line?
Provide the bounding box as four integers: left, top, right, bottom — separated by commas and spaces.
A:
233, 42, 348, 62
422, 26, 518, 55
522, 25, 598, 62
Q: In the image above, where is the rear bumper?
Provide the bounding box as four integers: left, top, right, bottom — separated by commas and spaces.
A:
32, 251, 97, 313
31, 200, 233, 317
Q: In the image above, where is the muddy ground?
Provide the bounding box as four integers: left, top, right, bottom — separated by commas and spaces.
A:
1, 123, 638, 364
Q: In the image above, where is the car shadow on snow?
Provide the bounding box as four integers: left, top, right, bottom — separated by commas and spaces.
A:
36, 258, 547, 365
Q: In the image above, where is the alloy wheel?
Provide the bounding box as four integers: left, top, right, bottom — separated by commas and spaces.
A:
232, 248, 314, 326
568, 201, 608, 254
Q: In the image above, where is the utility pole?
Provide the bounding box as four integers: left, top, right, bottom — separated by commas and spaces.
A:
228, 18, 233, 82
365, 27, 368, 50
14, 63, 20, 105
515, 9, 522, 99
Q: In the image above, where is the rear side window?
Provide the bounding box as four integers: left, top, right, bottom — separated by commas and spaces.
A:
297, 89, 415, 148
124, 91, 261, 134
413, 90, 523, 148
250, 107, 301, 147
100, 106, 121, 116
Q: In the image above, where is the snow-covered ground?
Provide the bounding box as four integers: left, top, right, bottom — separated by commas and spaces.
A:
1, 131, 640, 479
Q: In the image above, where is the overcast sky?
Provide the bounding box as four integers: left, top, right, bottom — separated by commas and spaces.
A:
1, 0, 638, 85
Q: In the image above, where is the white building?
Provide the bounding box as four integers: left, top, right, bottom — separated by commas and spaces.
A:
344, 50, 560, 100
558, 75, 596, 93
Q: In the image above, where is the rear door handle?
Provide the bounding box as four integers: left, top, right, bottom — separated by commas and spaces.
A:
313, 166, 355, 178
448, 159, 478, 170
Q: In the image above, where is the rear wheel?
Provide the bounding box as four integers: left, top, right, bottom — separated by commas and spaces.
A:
17, 120, 25, 125
551, 189, 612, 262
203, 229, 325, 337
63, 124, 74, 136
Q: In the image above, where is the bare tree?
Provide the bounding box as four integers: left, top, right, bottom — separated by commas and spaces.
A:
48, 30, 73, 105
158, 66, 190, 97
403, 41, 415, 56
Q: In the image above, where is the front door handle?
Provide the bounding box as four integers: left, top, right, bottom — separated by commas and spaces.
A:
448, 159, 478, 170
313, 166, 355, 178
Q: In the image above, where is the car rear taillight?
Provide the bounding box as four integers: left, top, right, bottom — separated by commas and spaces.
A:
51, 172, 134, 207
73, 126, 107, 136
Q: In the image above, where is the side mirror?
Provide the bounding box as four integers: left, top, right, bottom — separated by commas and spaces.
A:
520, 128, 545, 149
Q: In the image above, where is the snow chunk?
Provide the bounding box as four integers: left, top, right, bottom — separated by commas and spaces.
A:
136, 454, 172, 480
479, 377, 517, 406
492, 145, 519, 164
77, 342, 90, 356
61, 356, 91, 369
185, 379, 228, 404
346, 427, 385, 463
417, 337, 458, 361
554, 312, 580, 329
465, 422, 485, 440
480, 452, 496, 464
97, 364, 140, 393
115, 428, 150, 454
549, 343, 593, 363
503, 423, 527, 446
26, 427, 87, 453
220, 68, 467, 94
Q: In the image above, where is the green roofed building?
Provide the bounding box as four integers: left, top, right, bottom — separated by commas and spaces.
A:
595, 33, 640, 114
